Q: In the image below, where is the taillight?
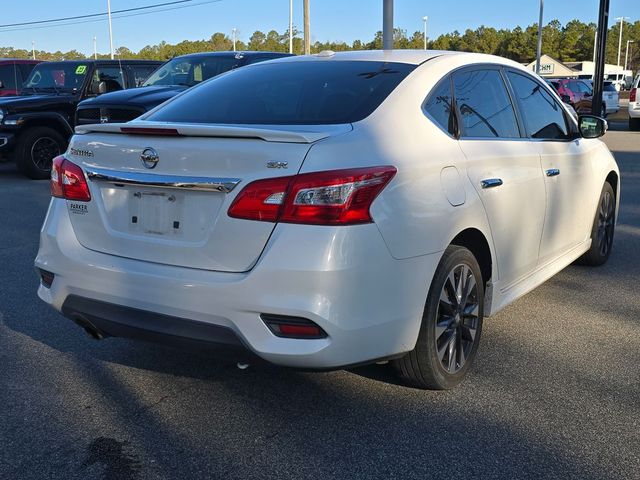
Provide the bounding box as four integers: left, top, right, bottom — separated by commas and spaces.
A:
50, 155, 91, 202
631, 88, 637, 102
228, 166, 396, 226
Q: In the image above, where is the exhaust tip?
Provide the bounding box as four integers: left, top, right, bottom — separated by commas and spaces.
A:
72, 315, 106, 340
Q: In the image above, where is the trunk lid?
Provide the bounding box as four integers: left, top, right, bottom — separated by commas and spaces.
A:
66, 122, 351, 272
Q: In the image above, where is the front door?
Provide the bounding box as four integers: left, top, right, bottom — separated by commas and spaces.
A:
505, 70, 593, 265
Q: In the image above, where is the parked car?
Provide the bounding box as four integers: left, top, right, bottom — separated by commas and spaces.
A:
0, 59, 40, 96
549, 78, 607, 117
0, 59, 161, 179
629, 74, 640, 131
36, 50, 619, 390
586, 80, 619, 115
545, 80, 578, 119
76, 51, 293, 126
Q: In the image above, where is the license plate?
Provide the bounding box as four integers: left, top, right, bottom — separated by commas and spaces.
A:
130, 190, 184, 235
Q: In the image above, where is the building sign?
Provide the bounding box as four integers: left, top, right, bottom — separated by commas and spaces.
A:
539, 63, 555, 74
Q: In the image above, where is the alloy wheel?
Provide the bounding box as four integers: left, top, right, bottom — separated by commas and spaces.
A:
596, 190, 615, 257
435, 263, 480, 374
30, 137, 60, 171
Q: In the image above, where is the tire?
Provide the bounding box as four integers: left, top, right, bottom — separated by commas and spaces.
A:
601, 104, 607, 118
15, 126, 66, 180
630, 117, 640, 132
392, 245, 484, 390
578, 182, 616, 266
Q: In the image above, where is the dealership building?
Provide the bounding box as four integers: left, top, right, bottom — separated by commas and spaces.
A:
524, 54, 631, 81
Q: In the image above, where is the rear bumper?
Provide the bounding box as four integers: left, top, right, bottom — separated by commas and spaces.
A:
629, 103, 640, 118
36, 198, 440, 368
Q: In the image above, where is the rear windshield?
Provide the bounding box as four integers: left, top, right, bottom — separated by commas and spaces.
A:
146, 60, 416, 125
603, 82, 617, 92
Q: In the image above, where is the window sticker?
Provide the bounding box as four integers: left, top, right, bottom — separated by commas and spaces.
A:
75, 65, 87, 75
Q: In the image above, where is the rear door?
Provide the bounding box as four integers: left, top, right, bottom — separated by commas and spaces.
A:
454, 67, 546, 285
506, 70, 593, 264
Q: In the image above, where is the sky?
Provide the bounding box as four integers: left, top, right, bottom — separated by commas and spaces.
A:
1, 0, 638, 56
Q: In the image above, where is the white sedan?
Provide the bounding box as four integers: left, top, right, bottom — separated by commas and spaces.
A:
35, 50, 619, 389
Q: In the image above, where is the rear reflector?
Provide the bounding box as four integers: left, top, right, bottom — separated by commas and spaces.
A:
51, 156, 91, 202
39, 269, 55, 288
120, 127, 180, 136
631, 88, 637, 103
228, 166, 396, 225
261, 314, 327, 339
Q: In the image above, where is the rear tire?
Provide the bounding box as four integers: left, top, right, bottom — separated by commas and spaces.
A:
630, 118, 640, 131
392, 245, 484, 390
15, 126, 66, 180
578, 182, 615, 266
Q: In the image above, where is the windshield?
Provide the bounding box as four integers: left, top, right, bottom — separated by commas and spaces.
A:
23, 62, 88, 92
146, 60, 417, 125
142, 56, 240, 87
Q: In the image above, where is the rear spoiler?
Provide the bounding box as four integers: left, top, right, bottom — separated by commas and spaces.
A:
75, 122, 352, 144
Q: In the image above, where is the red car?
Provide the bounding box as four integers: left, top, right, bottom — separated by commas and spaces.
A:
0, 59, 41, 96
546, 78, 607, 117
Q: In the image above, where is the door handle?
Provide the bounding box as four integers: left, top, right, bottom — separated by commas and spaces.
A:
546, 168, 560, 177
481, 178, 503, 189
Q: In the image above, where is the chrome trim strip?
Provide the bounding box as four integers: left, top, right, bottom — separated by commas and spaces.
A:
480, 178, 503, 189
85, 167, 241, 193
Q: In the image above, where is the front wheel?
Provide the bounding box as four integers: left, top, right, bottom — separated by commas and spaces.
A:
393, 245, 484, 390
15, 126, 66, 180
578, 182, 616, 266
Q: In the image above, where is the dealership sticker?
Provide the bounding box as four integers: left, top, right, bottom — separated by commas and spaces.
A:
75, 65, 87, 75
69, 203, 88, 215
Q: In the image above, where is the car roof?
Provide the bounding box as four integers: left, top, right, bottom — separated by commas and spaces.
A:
267, 49, 462, 65
173, 51, 294, 60
0, 58, 40, 64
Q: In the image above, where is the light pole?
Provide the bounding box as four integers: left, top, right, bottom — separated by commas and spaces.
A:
615, 17, 629, 66
107, 0, 114, 60
289, 0, 293, 54
93, 36, 97, 59
31, 41, 35, 60
422, 16, 428, 50
625, 40, 635, 70
232, 28, 237, 51
535, 0, 544, 74
303, 0, 310, 55
382, 0, 393, 50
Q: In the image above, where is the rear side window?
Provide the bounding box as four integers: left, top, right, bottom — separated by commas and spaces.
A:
423, 77, 454, 135
147, 61, 416, 125
0, 64, 19, 90
453, 69, 520, 139
507, 71, 569, 140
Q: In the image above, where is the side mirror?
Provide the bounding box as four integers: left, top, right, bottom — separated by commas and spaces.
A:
579, 115, 607, 139
90, 80, 107, 95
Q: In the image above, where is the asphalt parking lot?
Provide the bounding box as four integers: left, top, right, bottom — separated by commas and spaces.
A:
1, 120, 639, 480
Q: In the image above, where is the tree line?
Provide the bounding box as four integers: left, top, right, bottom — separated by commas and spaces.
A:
2, 19, 639, 71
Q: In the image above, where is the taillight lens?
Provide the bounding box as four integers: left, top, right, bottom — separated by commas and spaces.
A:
631, 88, 637, 102
50, 155, 91, 202
228, 166, 396, 226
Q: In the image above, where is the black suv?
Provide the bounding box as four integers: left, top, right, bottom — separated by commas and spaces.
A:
76, 51, 293, 126
0, 59, 161, 179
